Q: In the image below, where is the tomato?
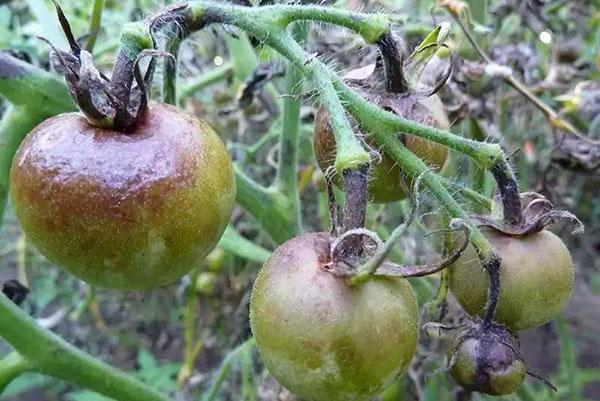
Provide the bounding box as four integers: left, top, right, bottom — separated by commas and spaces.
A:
450, 329, 526, 395
313, 71, 449, 203
250, 232, 418, 401
449, 229, 574, 331
10, 103, 235, 290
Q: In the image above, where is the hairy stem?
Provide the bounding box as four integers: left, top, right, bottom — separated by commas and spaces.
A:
369, 129, 495, 265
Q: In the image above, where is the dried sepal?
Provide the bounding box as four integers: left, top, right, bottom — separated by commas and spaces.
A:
475, 192, 584, 236
46, 1, 161, 130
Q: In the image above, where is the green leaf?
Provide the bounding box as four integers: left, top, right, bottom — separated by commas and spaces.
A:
403, 23, 451, 86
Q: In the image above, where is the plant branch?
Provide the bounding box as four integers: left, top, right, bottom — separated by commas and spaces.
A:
271, 4, 391, 43
218, 226, 271, 264
368, 129, 495, 263
0, 294, 173, 401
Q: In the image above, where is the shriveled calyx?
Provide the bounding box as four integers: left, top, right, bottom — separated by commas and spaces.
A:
45, 1, 172, 131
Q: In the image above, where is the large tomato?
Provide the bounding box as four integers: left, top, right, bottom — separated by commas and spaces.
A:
250, 232, 418, 401
10, 103, 235, 289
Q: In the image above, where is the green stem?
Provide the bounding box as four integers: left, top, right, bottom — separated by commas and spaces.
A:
85, 0, 105, 53
162, 36, 182, 106
0, 351, 31, 394
186, 2, 370, 173
369, 131, 493, 261
276, 22, 308, 235
334, 79, 504, 170
179, 63, 232, 100
234, 165, 296, 244
440, 177, 492, 212
218, 226, 271, 264
0, 52, 75, 113
271, 3, 390, 43
0, 294, 173, 401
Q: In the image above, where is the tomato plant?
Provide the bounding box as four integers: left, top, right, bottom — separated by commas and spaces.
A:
0, 1, 596, 401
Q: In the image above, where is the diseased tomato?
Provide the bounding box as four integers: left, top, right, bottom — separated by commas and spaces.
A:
250, 232, 418, 401
313, 65, 449, 203
10, 103, 235, 290
449, 229, 574, 331
450, 326, 526, 395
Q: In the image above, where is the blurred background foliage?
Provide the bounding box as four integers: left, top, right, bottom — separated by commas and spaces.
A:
0, 0, 598, 400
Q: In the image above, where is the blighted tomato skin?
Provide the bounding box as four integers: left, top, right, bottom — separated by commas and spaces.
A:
450, 336, 526, 395
10, 103, 235, 289
449, 230, 574, 331
314, 91, 449, 203
250, 232, 419, 401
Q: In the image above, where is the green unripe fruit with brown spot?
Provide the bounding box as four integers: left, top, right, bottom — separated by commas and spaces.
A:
449, 229, 574, 331
250, 232, 419, 401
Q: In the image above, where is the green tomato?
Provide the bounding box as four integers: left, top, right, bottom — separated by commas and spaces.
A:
449, 229, 574, 331
10, 103, 235, 290
250, 232, 419, 401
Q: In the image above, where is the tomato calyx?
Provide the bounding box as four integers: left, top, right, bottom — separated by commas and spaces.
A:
474, 192, 584, 236
322, 173, 472, 283
45, 1, 174, 131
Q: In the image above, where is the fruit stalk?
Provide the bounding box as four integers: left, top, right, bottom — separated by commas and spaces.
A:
376, 32, 410, 93
491, 163, 523, 226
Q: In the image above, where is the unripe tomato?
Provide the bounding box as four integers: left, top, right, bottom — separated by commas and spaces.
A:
450, 332, 526, 395
10, 103, 235, 290
449, 229, 574, 331
250, 232, 419, 401
313, 80, 449, 203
